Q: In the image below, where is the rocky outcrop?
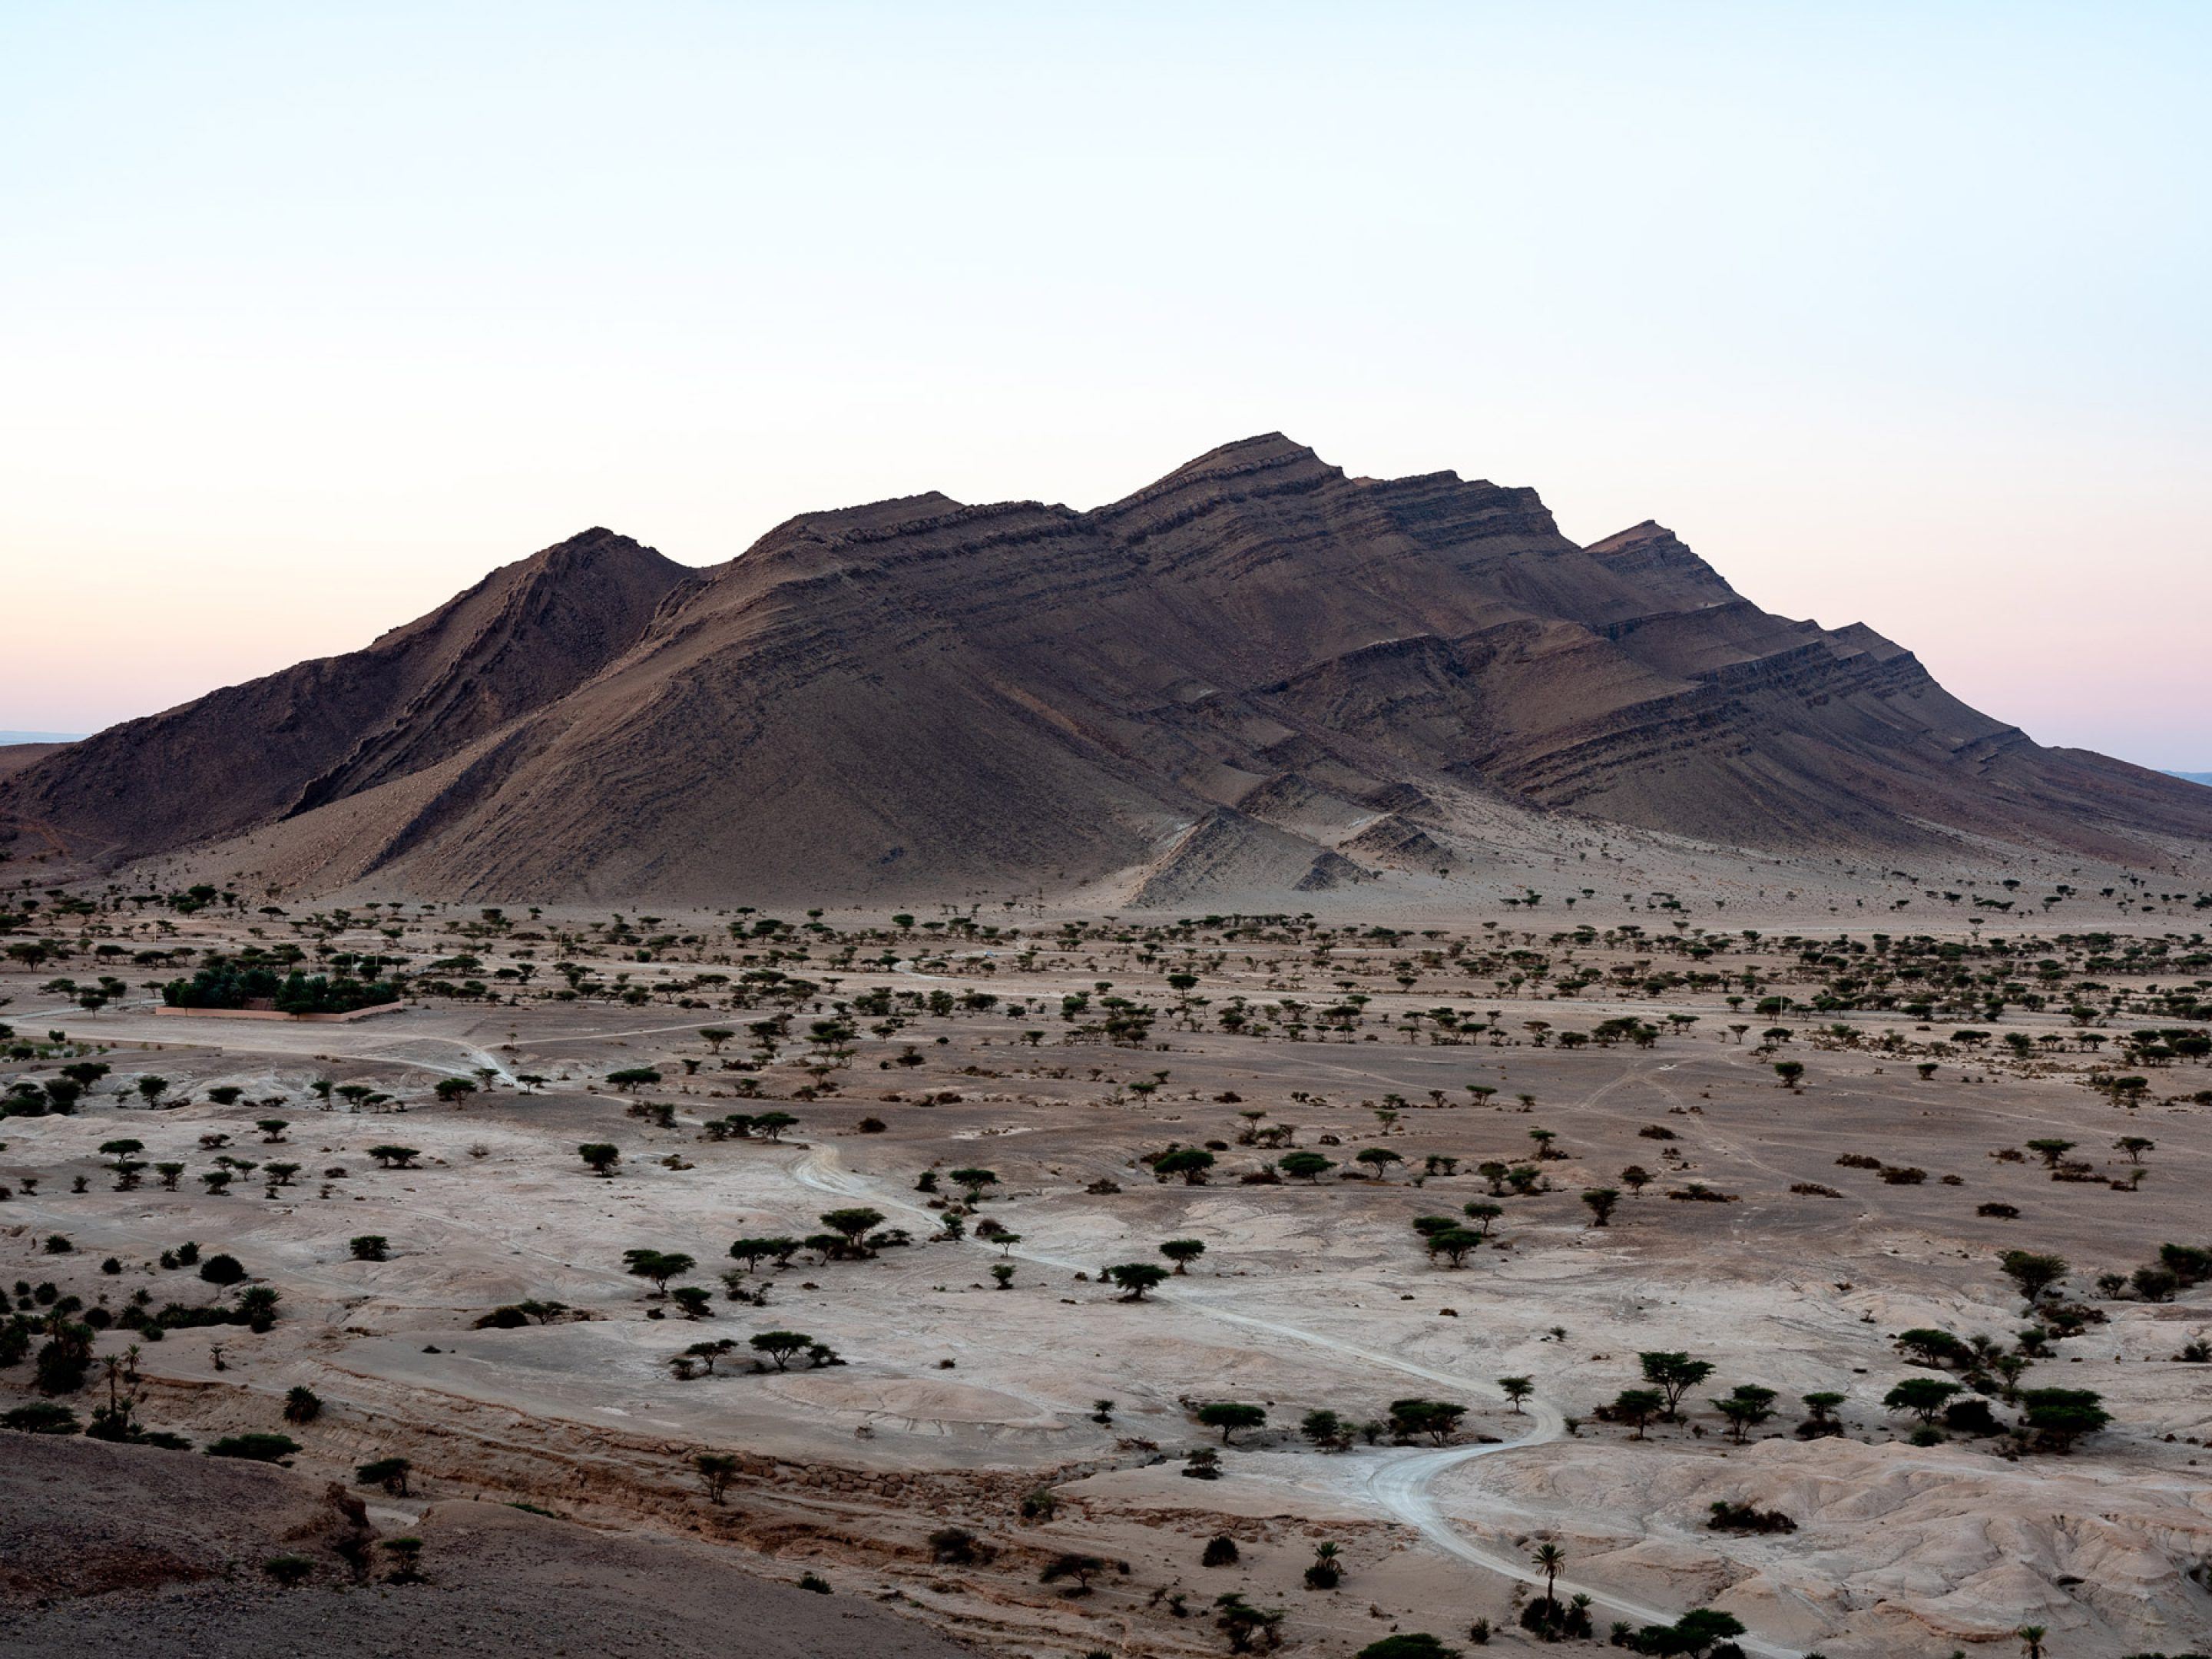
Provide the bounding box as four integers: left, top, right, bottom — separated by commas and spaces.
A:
1341, 813, 1456, 871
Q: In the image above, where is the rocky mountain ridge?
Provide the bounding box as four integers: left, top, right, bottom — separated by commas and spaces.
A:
6, 436, 2205, 902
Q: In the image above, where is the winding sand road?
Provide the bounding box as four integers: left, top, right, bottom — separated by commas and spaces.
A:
792, 1144, 1810, 1657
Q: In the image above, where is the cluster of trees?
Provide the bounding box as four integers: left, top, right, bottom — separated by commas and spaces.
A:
1879, 1372, 2108, 1452
4, 1250, 279, 1411
1409, 1202, 1508, 1264
1583, 1341, 2114, 1457
1882, 1291, 2120, 1453
736, 1330, 841, 1372
700, 1110, 800, 1141
162, 960, 399, 1015
1599, 1353, 1772, 1441
1190, 1396, 1477, 1452
2094, 1240, 2212, 1306
609, 1210, 916, 1316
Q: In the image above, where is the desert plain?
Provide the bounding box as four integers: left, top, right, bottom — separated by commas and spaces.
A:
5, 839, 2212, 1659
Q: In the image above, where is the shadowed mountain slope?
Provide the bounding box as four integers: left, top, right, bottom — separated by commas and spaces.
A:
2, 529, 687, 863
7, 437, 2206, 900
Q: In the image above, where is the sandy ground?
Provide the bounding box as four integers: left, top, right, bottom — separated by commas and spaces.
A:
5, 879, 2212, 1657
0, 1433, 975, 1658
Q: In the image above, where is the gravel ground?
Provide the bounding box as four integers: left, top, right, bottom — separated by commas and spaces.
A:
0, 1434, 972, 1659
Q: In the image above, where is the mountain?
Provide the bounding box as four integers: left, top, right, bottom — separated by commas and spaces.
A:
2166, 772, 2212, 788
2, 528, 687, 865
5, 436, 2207, 902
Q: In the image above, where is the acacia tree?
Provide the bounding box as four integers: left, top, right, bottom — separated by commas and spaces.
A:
1040, 1552, 1107, 1593
1104, 1262, 1169, 1300
1197, 1402, 1266, 1443
1638, 1351, 1714, 1420
578, 1144, 621, 1177
622, 1248, 694, 1293
1160, 1239, 1207, 1274
2020, 1387, 2109, 1452
1153, 1148, 1215, 1185
694, 1451, 739, 1502
1713, 1383, 1777, 1442
1999, 1249, 2068, 1308
1427, 1228, 1482, 1267
948, 1167, 998, 1202
1387, 1399, 1466, 1444
1800, 1390, 1846, 1430
820, 1207, 886, 1257
1883, 1376, 1960, 1425
748, 1330, 814, 1371
727, 1237, 790, 1272
1301, 1409, 1350, 1450
1212, 1593, 1284, 1654
1611, 1387, 1664, 1439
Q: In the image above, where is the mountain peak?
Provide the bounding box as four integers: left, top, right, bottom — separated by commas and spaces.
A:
10, 442, 2207, 899
1144, 432, 1339, 491
528, 525, 680, 573
1582, 519, 1735, 599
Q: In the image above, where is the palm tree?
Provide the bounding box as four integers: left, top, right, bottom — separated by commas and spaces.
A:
1303, 1539, 1342, 1589
2017, 1628, 2046, 1659
1532, 1541, 1565, 1605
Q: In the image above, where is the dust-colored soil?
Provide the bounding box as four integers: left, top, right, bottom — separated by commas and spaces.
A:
5, 879, 2212, 1657
0, 1434, 974, 1657
0, 743, 66, 782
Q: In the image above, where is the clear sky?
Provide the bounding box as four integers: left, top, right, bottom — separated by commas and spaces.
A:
3, 2, 2206, 765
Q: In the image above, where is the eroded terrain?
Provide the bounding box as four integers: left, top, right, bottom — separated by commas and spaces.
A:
5, 874, 2212, 1657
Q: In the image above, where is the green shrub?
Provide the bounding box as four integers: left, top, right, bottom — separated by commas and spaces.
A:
263, 1555, 316, 1587
206, 1432, 300, 1462
2, 1401, 80, 1434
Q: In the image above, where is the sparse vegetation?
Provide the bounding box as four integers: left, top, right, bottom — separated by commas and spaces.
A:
1, 873, 2198, 1656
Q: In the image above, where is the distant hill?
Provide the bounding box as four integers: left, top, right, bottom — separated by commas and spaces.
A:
6, 435, 2210, 902
0, 730, 84, 743
2167, 772, 2212, 787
